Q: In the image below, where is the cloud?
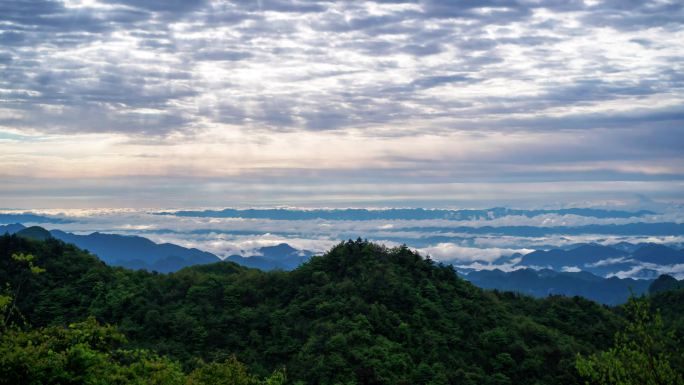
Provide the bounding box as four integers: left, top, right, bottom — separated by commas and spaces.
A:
2, 0, 682, 137
4, 207, 683, 273
418, 243, 533, 263
561, 266, 581, 273
0, 0, 682, 207
608, 262, 684, 280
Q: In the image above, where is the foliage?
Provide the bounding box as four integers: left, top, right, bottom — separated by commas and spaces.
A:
187, 357, 285, 385
0, 317, 184, 385
1, 253, 44, 329
0, 237, 282, 385
576, 296, 684, 385
0, 317, 281, 385
0, 234, 676, 384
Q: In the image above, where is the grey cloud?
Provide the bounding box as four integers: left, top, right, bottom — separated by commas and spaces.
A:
0, 104, 192, 135
420, 0, 534, 22
229, 0, 327, 13
0, 32, 26, 46
401, 43, 444, 56
194, 50, 253, 61
472, 106, 684, 136
0, 0, 682, 140
0, 53, 12, 65
583, 0, 684, 30
382, 74, 476, 94
109, 0, 208, 13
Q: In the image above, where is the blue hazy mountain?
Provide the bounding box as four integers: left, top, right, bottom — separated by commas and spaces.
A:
165, 207, 653, 221
3, 224, 214, 271
0, 213, 72, 224
631, 243, 684, 265
514, 243, 684, 278
1, 223, 313, 272
649, 274, 684, 295
397, 222, 684, 237
16, 226, 53, 241
47, 230, 221, 273
226, 243, 315, 270
518, 244, 627, 270
464, 268, 651, 305
0, 223, 27, 234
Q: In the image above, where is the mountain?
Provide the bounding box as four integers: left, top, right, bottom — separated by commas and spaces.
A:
16, 226, 53, 241
2, 234, 639, 385
0, 223, 26, 235
515, 242, 684, 278
518, 244, 626, 270
465, 268, 651, 305
0, 224, 220, 272
631, 243, 684, 265
0, 213, 72, 224
225, 243, 314, 270
164, 207, 653, 221
649, 274, 684, 295
48, 229, 220, 272
0, 224, 311, 272
611, 241, 643, 253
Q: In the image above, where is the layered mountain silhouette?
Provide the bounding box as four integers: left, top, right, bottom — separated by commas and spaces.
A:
3, 224, 219, 272
649, 274, 684, 294
48, 229, 221, 273
16, 226, 53, 241
0, 213, 71, 224
514, 242, 684, 278
165, 207, 654, 220
225, 243, 314, 270
3, 222, 684, 304
2, 223, 314, 273
465, 268, 651, 305
0, 223, 27, 235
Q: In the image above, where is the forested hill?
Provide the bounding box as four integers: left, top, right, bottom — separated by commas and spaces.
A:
1, 234, 682, 385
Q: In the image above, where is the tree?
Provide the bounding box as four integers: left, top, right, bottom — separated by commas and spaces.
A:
1, 253, 44, 329
576, 296, 684, 385
187, 357, 285, 385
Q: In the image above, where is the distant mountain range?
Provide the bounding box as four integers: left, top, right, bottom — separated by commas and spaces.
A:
3, 222, 684, 305
513, 242, 684, 279
163, 207, 654, 220
2, 223, 315, 273
7, 224, 220, 273
464, 268, 652, 305
225, 243, 314, 270
0, 213, 72, 224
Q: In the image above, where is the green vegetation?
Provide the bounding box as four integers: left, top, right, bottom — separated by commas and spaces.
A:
0, 316, 285, 385
0, 247, 284, 385
1, 234, 682, 384
576, 295, 683, 385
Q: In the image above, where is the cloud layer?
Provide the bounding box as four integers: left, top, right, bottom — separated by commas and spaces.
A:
1, 0, 683, 207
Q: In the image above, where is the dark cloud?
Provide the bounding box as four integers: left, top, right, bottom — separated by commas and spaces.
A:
583, 0, 684, 30
194, 50, 253, 61
0, 0, 681, 142
227, 0, 327, 13
0, 53, 12, 65
110, 0, 208, 13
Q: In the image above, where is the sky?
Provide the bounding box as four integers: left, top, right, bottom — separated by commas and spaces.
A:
1, 0, 683, 208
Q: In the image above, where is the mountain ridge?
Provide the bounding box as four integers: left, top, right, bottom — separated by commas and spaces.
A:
0, 234, 631, 384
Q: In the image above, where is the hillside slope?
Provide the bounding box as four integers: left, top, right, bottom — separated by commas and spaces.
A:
0, 235, 648, 384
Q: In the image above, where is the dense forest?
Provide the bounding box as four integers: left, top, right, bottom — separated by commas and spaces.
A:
1, 234, 682, 384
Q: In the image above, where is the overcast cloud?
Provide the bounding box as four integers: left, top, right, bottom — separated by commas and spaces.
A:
0, 0, 682, 207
